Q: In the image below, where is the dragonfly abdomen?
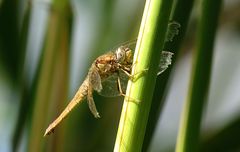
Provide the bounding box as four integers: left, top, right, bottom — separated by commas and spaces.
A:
44, 77, 89, 136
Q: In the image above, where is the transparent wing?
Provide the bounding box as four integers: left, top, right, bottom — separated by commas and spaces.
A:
88, 68, 102, 92
165, 21, 181, 42
99, 51, 173, 97
158, 51, 174, 75
115, 22, 180, 53
98, 71, 129, 97
98, 26, 177, 98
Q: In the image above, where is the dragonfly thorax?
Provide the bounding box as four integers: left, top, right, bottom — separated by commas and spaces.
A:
96, 62, 112, 73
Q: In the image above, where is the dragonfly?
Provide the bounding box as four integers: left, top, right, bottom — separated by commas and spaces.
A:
44, 21, 180, 136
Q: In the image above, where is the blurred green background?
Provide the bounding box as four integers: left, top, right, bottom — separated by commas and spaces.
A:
0, 0, 240, 152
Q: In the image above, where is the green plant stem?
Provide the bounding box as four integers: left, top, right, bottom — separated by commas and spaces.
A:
27, 1, 71, 151
0, 0, 20, 84
175, 1, 222, 152
114, 0, 174, 151
142, 0, 195, 150
12, 1, 32, 151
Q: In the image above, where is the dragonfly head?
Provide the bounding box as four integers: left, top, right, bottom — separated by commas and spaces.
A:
116, 46, 133, 64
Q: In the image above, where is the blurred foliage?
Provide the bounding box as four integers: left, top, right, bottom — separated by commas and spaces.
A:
200, 117, 240, 152
0, 0, 240, 152
176, 0, 222, 151
0, 0, 21, 85
27, 1, 72, 151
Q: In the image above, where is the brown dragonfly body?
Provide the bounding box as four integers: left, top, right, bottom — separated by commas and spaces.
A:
44, 21, 180, 136
44, 46, 133, 136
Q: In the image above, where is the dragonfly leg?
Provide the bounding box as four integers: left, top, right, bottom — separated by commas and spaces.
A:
117, 75, 140, 103
87, 86, 100, 118
120, 68, 148, 82
117, 76, 125, 95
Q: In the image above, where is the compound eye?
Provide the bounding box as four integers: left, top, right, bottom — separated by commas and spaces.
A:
116, 47, 125, 63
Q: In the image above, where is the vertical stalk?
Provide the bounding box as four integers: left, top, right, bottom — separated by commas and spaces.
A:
143, 0, 195, 150
175, 0, 222, 152
12, 1, 32, 150
27, 1, 71, 151
114, 0, 174, 151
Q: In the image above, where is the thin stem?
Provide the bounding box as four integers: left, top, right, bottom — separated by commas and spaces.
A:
114, 0, 174, 151
175, 0, 222, 152
142, 0, 195, 150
